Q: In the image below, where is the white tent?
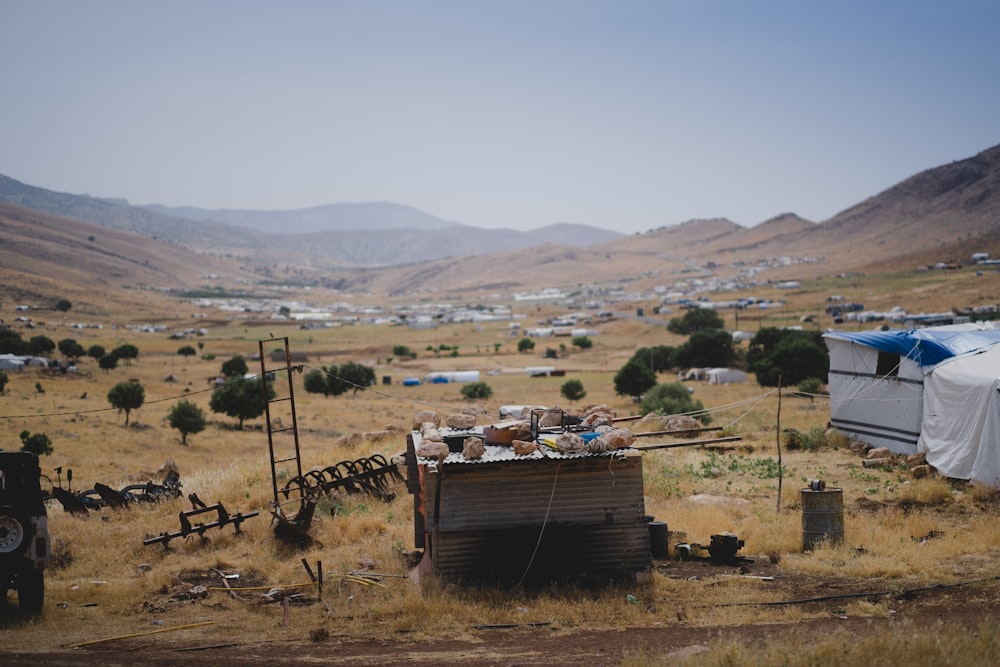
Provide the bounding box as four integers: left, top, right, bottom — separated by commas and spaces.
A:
0, 354, 26, 372
920, 344, 1000, 486
825, 323, 1000, 486
706, 368, 747, 385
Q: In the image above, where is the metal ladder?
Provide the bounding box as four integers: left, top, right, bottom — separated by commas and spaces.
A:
258, 337, 304, 510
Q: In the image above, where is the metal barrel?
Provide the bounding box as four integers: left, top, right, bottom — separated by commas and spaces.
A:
801, 487, 844, 551
648, 520, 669, 559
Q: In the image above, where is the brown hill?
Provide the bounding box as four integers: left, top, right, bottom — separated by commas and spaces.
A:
2, 144, 998, 300
0, 202, 253, 314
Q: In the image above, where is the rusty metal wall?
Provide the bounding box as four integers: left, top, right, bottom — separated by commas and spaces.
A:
422, 453, 649, 583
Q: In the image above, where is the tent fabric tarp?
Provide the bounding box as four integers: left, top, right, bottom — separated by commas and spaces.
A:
706, 368, 747, 384
920, 344, 1000, 486
824, 326, 1000, 368
825, 334, 925, 453
825, 323, 1000, 486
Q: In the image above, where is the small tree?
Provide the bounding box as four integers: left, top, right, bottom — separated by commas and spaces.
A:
87, 344, 106, 361
0, 329, 28, 355
630, 345, 676, 373
560, 378, 587, 403
334, 361, 376, 394
640, 382, 710, 424
99, 353, 119, 373
674, 329, 736, 369
19, 430, 53, 455
392, 344, 416, 359
177, 345, 198, 358
112, 343, 140, 366
54, 298, 72, 312
571, 336, 593, 350
303, 366, 353, 397
460, 381, 493, 400
107, 381, 145, 425
746, 328, 829, 387
614, 360, 658, 399
667, 308, 726, 335
220, 354, 248, 378
58, 338, 85, 360
209, 377, 275, 428
27, 335, 56, 356
517, 338, 535, 353
168, 399, 207, 445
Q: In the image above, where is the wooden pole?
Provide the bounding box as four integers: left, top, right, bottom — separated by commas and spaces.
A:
634, 435, 741, 451
67, 621, 218, 648
776, 375, 783, 513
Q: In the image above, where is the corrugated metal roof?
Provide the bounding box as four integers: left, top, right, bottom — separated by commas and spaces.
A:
413, 428, 637, 470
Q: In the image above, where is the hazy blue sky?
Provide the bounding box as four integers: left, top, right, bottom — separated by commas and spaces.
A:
2, 1, 997, 233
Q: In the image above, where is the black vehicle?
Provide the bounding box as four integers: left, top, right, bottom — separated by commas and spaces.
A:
0, 451, 51, 613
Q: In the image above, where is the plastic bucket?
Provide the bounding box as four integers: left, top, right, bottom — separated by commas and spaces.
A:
801, 487, 844, 551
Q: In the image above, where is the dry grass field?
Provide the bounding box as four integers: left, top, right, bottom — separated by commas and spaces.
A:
3, 263, 1000, 666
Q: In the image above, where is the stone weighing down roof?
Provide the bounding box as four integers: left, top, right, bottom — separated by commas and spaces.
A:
412, 426, 637, 470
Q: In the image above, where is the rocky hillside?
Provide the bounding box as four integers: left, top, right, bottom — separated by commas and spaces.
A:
1, 143, 997, 297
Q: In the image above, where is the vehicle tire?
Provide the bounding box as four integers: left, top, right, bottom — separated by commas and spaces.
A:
17, 568, 44, 614
0, 508, 33, 557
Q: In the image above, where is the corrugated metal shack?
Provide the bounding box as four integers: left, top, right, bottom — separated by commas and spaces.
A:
405, 426, 650, 586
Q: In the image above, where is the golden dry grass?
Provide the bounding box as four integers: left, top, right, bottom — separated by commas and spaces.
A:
2, 266, 1000, 663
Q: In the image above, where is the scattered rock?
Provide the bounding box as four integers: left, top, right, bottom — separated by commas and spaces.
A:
911, 464, 934, 479
849, 440, 871, 456
356, 557, 379, 570
462, 436, 485, 460
411, 410, 441, 430
867, 447, 892, 459
415, 440, 449, 461
513, 440, 538, 456
446, 413, 477, 430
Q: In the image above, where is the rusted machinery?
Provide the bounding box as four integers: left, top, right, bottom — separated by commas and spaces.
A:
48, 469, 182, 514
279, 454, 404, 504
144, 494, 258, 548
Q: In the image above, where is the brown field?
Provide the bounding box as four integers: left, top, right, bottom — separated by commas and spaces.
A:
3, 263, 1000, 666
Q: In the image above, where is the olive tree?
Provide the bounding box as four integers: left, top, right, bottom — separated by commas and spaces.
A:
613, 360, 657, 400
209, 377, 275, 429
107, 381, 145, 425
168, 399, 207, 445
19, 430, 53, 455
560, 378, 587, 403
640, 382, 710, 424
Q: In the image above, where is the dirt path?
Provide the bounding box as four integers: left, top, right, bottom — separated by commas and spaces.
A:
6, 577, 999, 667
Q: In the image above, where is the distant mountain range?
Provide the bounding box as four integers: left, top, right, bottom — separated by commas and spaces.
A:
1, 142, 998, 299
0, 176, 623, 266
143, 201, 460, 234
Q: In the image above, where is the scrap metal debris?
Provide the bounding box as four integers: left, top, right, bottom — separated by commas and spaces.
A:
49, 469, 182, 513
279, 454, 404, 503
144, 495, 258, 548
675, 532, 752, 565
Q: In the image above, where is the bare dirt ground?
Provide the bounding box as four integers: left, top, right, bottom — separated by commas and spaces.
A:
6, 559, 1000, 667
